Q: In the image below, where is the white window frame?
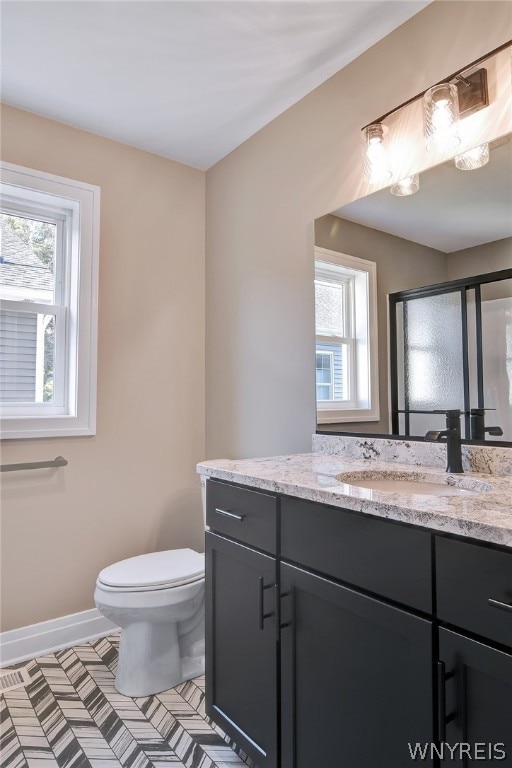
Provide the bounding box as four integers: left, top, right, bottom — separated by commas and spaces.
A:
0, 162, 100, 439
315, 246, 379, 423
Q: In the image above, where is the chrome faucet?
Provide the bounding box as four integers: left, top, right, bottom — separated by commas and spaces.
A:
425, 409, 464, 474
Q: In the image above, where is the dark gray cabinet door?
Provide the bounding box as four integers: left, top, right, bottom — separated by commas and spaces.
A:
205, 531, 278, 768
280, 562, 433, 768
439, 628, 512, 765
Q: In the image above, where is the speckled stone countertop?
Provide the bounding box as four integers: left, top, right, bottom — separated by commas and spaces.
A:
197, 450, 512, 549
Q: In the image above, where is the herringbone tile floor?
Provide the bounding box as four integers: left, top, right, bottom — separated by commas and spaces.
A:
0, 635, 254, 768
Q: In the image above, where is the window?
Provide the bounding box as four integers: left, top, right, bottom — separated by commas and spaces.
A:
315, 247, 379, 423
0, 162, 100, 438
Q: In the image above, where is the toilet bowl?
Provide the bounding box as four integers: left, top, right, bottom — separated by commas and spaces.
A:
94, 478, 208, 697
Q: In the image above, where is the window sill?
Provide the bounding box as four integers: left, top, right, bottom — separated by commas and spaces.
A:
317, 407, 380, 424
0, 414, 96, 440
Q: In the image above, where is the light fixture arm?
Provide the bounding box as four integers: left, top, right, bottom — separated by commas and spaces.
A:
456, 74, 472, 88
361, 39, 509, 130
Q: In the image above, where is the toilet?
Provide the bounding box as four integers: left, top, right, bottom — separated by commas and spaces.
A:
94, 476, 208, 698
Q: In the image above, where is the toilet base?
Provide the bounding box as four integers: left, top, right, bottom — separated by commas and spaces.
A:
181, 650, 205, 682
115, 619, 205, 698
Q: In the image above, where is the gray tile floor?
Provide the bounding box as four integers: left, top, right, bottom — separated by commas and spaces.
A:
0, 635, 253, 768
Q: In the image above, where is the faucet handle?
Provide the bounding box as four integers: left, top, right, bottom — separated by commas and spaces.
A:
432, 409, 462, 417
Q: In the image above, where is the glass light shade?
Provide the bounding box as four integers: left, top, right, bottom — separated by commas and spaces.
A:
424, 83, 461, 152
455, 143, 490, 170
362, 123, 392, 184
390, 174, 420, 197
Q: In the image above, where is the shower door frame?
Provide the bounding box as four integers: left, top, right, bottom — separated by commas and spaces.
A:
389, 268, 512, 440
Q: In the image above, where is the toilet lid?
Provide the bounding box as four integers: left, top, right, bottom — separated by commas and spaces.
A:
98, 549, 205, 590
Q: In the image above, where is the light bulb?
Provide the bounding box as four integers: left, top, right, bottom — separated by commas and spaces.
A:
424, 83, 461, 152
390, 174, 420, 196
455, 143, 489, 170
361, 124, 392, 183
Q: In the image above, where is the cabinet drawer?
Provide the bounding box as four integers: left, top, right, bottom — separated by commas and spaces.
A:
436, 537, 512, 647
206, 480, 277, 554
281, 497, 432, 613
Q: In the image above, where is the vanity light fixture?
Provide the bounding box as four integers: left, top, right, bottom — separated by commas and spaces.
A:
455, 142, 490, 170
360, 41, 503, 186
390, 174, 420, 197
361, 123, 392, 184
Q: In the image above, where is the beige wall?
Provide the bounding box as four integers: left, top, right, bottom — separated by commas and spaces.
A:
314, 215, 447, 433
0, 106, 205, 631
448, 238, 512, 281
205, 1, 512, 460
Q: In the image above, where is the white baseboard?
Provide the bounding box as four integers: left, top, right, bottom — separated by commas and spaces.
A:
0, 609, 119, 667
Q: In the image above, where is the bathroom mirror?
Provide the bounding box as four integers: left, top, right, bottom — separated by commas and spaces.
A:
314, 133, 512, 445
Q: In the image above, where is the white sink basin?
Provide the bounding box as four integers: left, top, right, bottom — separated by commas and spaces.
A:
335, 470, 493, 496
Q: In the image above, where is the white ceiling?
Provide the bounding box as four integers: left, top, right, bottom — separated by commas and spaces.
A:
1, 0, 429, 170
334, 138, 512, 252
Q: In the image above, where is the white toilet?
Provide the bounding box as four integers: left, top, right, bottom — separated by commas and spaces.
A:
94, 477, 208, 698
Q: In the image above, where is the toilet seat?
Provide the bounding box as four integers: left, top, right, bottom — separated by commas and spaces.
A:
97, 548, 205, 592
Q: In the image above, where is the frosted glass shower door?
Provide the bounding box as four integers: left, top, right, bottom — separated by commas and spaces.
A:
390, 269, 512, 441
395, 290, 466, 436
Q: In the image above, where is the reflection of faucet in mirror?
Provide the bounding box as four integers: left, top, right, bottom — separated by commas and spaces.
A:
424, 410, 464, 474
470, 409, 504, 441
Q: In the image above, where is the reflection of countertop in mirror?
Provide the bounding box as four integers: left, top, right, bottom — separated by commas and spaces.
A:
197, 449, 512, 548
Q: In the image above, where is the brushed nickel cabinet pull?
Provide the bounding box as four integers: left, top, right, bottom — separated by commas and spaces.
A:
488, 598, 512, 614
214, 507, 244, 521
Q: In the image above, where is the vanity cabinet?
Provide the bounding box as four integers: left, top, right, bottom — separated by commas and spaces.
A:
205, 479, 512, 768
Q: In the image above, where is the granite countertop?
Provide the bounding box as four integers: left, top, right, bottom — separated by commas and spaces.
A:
197, 452, 512, 548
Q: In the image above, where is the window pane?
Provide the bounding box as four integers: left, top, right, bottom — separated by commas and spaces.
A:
316, 343, 349, 402
317, 384, 331, 401
0, 213, 56, 302
316, 351, 333, 400
0, 309, 56, 403
43, 316, 56, 402
315, 280, 345, 336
